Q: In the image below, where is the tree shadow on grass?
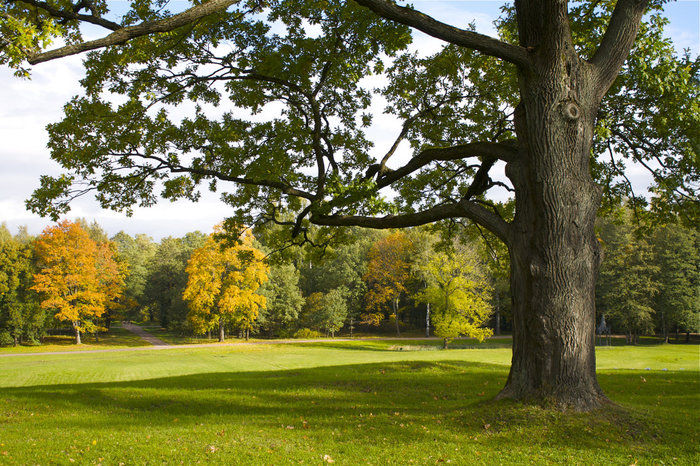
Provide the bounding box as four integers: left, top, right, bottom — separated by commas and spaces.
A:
3, 360, 698, 460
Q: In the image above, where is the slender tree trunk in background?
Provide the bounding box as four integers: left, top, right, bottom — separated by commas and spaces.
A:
393, 297, 401, 337
73, 322, 81, 345
219, 317, 225, 342
443, 338, 448, 349
426, 302, 430, 337
245, 329, 250, 341
661, 310, 668, 343
495, 293, 501, 336
207, 329, 212, 340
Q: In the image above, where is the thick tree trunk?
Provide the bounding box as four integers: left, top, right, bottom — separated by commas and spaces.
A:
498, 10, 608, 410
219, 317, 225, 342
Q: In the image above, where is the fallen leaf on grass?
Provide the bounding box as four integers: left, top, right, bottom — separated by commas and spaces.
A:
323, 454, 335, 463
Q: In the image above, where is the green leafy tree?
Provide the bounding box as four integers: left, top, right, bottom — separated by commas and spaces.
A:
258, 262, 305, 337
8, 0, 699, 408
319, 287, 348, 337
111, 232, 157, 321
0, 224, 43, 345
652, 223, 700, 342
596, 211, 660, 344
415, 241, 492, 348
300, 228, 375, 335
301, 292, 325, 334
143, 232, 207, 328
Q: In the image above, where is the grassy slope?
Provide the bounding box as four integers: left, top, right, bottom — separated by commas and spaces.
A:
0, 342, 697, 465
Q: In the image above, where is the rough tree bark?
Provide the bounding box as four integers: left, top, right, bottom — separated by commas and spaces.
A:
491, 0, 646, 410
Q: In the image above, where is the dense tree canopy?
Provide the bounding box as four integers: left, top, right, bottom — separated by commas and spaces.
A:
0, 224, 43, 345
183, 226, 268, 341
364, 231, 411, 335
414, 241, 492, 348
32, 220, 124, 343
143, 231, 206, 327
2, 0, 698, 409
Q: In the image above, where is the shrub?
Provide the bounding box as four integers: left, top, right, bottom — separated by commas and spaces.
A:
293, 328, 322, 339
0, 331, 14, 346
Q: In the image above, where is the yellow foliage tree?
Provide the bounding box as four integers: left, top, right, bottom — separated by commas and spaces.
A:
414, 242, 493, 348
183, 227, 268, 341
364, 231, 411, 336
96, 241, 129, 329
32, 220, 125, 344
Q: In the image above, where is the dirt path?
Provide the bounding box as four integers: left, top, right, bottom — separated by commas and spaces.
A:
121, 322, 170, 346
0, 334, 512, 358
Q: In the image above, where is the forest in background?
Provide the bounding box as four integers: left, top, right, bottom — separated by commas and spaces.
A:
1, 205, 698, 346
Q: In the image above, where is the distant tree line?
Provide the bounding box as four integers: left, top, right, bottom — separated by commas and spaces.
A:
1, 207, 698, 346
596, 207, 700, 344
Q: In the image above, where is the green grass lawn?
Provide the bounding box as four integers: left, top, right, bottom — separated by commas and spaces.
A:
0, 326, 150, 353
0, 342, 697, 464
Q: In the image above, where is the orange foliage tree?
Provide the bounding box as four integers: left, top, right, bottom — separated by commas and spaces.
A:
183, 227, 268, 341
363, 231, 411, 336
32, 220, 125, 344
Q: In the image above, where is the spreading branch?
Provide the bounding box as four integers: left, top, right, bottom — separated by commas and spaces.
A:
12, 0, 121, 30
375, 141, 517, 188
353, 0, 530, 68
311, 197, 511, 244
590, 0, 649, 96
28, 0, 242, 64
121, 151, 316, 201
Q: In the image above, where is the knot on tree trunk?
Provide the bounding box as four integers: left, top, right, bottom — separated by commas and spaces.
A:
561, 100, 581, 121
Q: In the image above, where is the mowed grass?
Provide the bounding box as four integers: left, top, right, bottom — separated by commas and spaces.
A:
0, 342, 697, 465
0, 326, 150, 353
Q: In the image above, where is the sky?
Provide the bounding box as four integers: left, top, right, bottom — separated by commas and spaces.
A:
0, 1, 698, 241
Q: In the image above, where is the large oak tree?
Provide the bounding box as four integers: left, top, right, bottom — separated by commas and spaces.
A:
2, 0, 698, 409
